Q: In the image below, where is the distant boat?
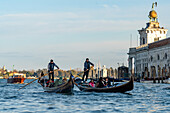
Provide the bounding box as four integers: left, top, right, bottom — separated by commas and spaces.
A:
7, 73, 26, 84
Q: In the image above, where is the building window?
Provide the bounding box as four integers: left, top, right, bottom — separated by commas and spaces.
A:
147, 30, 149, 33
164, 31, 166, 34
143, 38, 145, 44
153, 24, 156, 28
165, 53, 167, 59
157, 54, 160, 60
151, 30, 153, 33
151, 56, 153, 62
154, 37, 159, 42
160, 31, 162, 34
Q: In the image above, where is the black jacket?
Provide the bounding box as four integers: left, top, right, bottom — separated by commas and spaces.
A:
84, 61, 94, 70
48, 62, 59, 71
97, 81, 105, 88
105, 81, 111, 87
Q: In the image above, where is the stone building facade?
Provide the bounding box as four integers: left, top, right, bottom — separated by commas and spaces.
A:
128, 3, 170, 80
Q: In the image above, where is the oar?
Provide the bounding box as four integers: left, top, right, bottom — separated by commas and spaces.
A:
18, 71, 51, 91
74, 66, 94, 78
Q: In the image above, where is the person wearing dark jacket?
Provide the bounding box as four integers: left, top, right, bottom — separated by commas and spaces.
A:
105, 78, 111, 87
96, 77, 105, 88
82, 58, 94, 82
48, 59, 59, 82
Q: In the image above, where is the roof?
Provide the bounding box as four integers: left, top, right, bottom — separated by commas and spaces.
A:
118, 66, 128, 69
128, 37, 170, 54
149, 37, 170, 49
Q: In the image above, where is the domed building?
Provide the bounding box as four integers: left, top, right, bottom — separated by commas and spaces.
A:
128, 2, 170, 83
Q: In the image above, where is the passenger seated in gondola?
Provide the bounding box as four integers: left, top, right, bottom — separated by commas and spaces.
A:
54, 77, 67, 87
38, 72, 48, 87
89, 79, 95, 87
104, 78, 111, 87
96, 77, 105, 88
54, 77, 63, 87
46, 80, 52, 87
62, 78, 67, 83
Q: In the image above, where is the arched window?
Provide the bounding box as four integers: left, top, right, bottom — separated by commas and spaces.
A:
164, 31, 166, 34
157, 54, 160, 60
143, 38, 145, 44
153, 24, 156, 28
151, 56, 153, 62
151, 30, 153, 33
160, 31, 162, 34
165, 53, 167, 59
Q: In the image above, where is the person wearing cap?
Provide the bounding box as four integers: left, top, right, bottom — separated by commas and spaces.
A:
82, 58, 94, 82
48, 59, 60, 82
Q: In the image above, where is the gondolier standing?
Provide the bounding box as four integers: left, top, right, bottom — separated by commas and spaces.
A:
48, 59, 60, 83
82, 58, 94, 82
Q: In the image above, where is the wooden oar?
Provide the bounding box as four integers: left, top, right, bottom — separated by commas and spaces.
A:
18, 71, 52, 91
74, 66, 94, 78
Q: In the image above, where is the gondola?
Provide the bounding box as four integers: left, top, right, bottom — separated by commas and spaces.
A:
74, 76, 134, 93
41, 75, 74, 93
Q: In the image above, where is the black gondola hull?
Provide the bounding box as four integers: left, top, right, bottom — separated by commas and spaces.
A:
74, 76, 134, 93
42, 75, 74, 93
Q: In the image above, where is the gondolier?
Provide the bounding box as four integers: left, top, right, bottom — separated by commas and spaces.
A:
82, 58, 94, 82
48, 59, 60, 82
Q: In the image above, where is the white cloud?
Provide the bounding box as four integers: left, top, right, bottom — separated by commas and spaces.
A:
0, 12, 144, 39
112, 4, 120, 11
103, 4, 109, 8
1, 3, 170, 70
0, 12, 80, 19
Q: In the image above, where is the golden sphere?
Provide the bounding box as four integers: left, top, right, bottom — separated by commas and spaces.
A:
149, 10, 157, 18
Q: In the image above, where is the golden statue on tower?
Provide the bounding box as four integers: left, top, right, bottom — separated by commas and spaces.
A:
148, 2, 158, 22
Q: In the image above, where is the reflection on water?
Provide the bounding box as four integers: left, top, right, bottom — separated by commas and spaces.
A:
0, 79, 169, 113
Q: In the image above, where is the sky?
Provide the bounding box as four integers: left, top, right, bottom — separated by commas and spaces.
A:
0, 0, 170, 71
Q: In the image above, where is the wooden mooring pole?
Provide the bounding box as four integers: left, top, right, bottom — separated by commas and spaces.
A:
153, 67, 156, 83
161, 68, 164, 83
158, 67, 160, 83
153, 70, 156, 83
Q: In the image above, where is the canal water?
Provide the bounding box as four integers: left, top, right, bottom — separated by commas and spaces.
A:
0, 79, 169, 113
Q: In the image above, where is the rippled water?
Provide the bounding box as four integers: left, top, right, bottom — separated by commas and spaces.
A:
0, 79, 169, 113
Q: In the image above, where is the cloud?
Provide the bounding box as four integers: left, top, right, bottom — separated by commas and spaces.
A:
1, 2, 169, 70
0, 52, 33, 58
0, 12, 144, 39
102, 4, 120, 12
1, 4, 153, 39
35, 40, 129, 55
103, 4, 109, 8
0, 12, 80, 19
